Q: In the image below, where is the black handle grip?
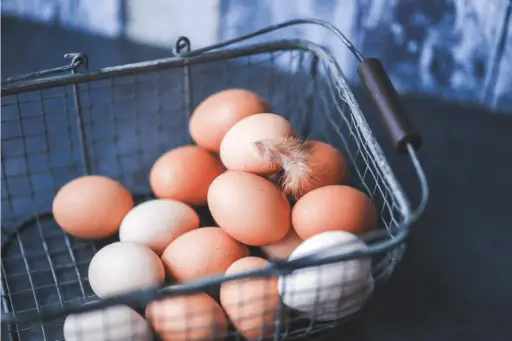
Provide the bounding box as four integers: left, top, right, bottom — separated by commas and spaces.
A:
357, 58, 421, 154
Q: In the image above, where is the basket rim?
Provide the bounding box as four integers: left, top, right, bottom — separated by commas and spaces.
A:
2, 39, 324, 95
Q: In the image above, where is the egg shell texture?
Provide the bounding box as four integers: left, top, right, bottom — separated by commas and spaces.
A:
88, 242, 165, 298
161, 227, 249, 282
292, 185, 378, 239
146, 292, 228, 341
261, 228, 303, 260
119, 199, 200, 255
150, 145, 226, 206
219, 113, 296, 174
52, 175, 134, 239
189, 89, 271, 153
299, 140, 350, 197
298, 275, 375, 322
220, 257, 282, 340
278, 230, 372, 321
207, 170, 291, 246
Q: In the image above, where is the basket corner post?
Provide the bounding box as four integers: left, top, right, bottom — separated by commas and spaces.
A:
67, 54, 92, 176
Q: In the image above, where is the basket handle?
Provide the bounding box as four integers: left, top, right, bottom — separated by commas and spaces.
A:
357, 58, 422, 154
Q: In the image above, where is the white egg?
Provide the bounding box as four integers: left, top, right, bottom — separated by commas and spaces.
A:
278, 231, 372, 321
298, 275, 375, 322
88, 242, 165, 298
119, 199, 199, 255
63, 304, 152, 341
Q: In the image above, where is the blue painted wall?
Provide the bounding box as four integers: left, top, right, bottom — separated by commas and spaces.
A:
1, 0, 122, 36
2, 0, 512, 113
221, 0, 512, 112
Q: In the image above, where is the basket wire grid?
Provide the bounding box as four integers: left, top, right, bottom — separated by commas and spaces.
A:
1, 19, 428, 341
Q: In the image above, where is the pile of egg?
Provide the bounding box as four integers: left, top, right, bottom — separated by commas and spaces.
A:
53, 89, 378, 341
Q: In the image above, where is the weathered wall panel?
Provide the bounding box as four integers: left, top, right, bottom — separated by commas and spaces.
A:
355, 0, 509, 103
220, 0, 512, 113
1, 0, 122, 37
492, 13, 512, 111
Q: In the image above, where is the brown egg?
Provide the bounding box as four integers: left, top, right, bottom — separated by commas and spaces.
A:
189, 89, 271, 153
297, 140, 350, 197
207, 171, 291, 246
161, 227, 249, 282
147, 292, 228, 341
247, 139, 350, 200
150, 145, 225, 206
261, 228, 303, 260
53, 175, 133, 239
219, 113, 296, 175
292, 185, 378, 239
220, 257, 282, 340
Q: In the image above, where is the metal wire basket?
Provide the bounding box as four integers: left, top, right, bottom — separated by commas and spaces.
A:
1, 19, 428, 341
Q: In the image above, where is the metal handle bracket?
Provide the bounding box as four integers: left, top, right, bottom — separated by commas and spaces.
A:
357, 58, 422, 153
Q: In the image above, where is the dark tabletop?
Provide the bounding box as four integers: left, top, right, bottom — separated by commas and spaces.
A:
336, 97, 512, 341
3, 16, 512, 341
